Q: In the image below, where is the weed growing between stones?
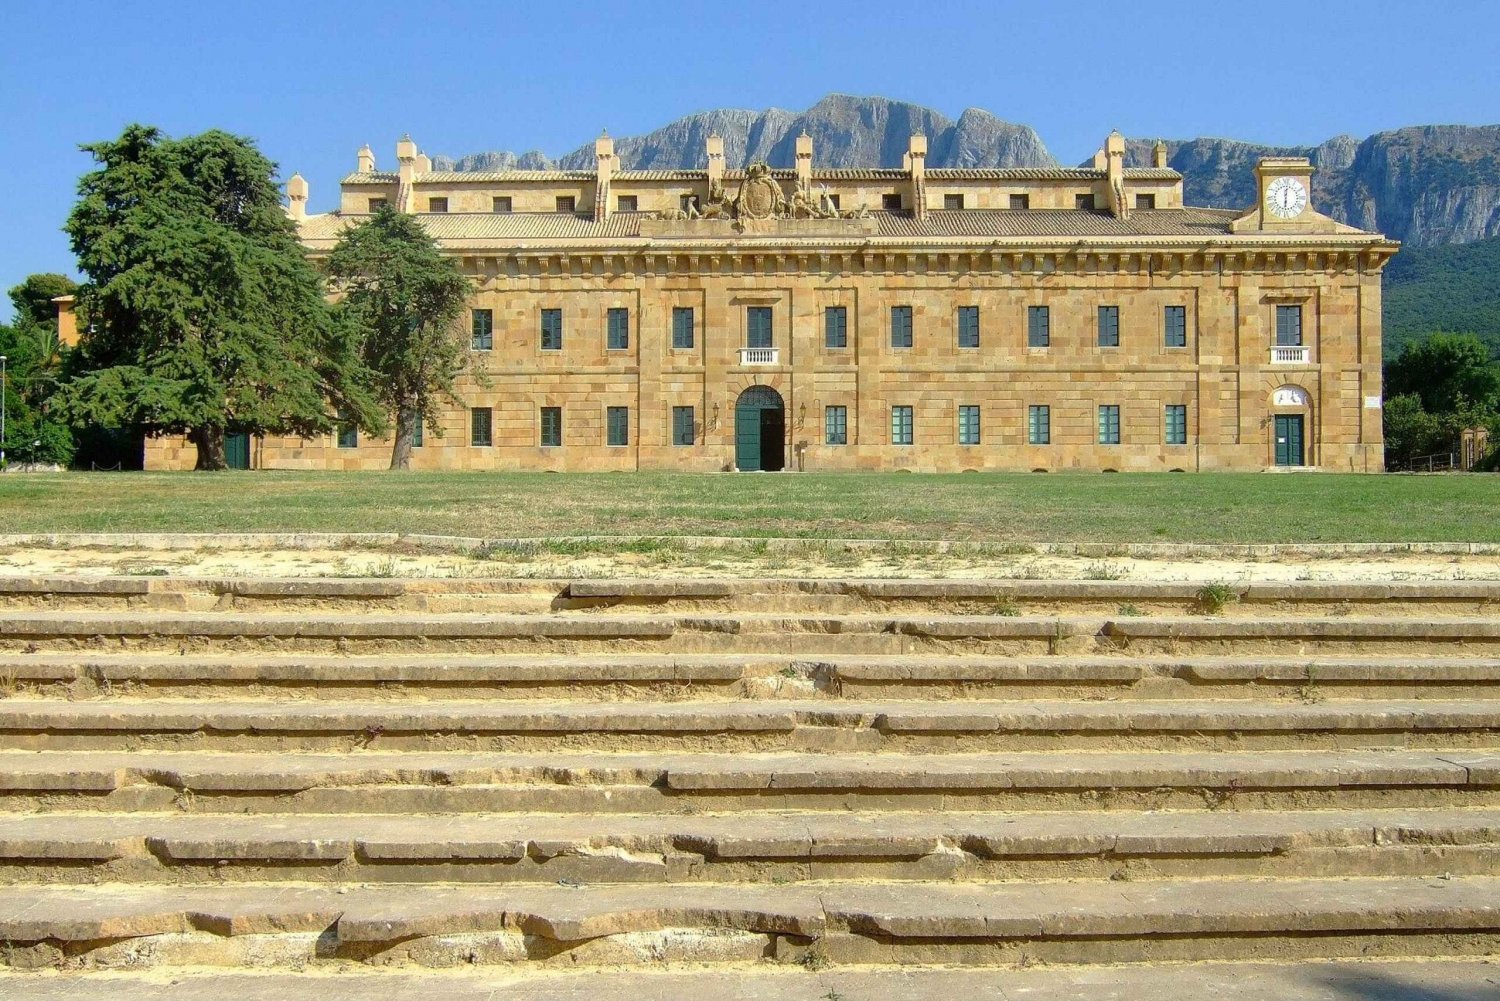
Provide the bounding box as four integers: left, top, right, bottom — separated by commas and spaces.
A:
1196, 581, 1240, 614
995, 597, 1021, 616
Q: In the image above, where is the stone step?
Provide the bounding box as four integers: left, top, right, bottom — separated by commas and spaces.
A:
1, 961, 1496, 1001
6, 652, 1499, 701
1, 807, 1497, 883
8, 611, 1500, 656
1, 698, 1498, 752
2, 877, 1498, 969
2, 748, 1494, 813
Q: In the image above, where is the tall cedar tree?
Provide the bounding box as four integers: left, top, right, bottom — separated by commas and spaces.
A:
325, 206, 473, 470
60, 125, 380, 469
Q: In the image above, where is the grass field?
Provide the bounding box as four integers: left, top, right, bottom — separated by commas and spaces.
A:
0, 470, 1485, 544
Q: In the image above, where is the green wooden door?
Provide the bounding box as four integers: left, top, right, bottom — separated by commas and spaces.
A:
225, 433, 251, 470
1274, 415, 1304, 467
734, 386, 783, 471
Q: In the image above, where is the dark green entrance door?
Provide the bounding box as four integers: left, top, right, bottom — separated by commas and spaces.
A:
1274, 415, 1304, 467
734, 386, 785, 471
225, 433, 251, 470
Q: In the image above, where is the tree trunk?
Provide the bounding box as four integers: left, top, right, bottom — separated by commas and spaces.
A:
389, 407, 415, 470
191, 426, 228, 471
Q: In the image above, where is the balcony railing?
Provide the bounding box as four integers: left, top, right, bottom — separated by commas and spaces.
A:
739, 346, 779, 365
1270, 345, 1311, 364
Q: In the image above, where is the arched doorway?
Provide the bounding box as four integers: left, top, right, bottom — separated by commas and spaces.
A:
1271, 385, 1311, 467
734, 386, 785, 471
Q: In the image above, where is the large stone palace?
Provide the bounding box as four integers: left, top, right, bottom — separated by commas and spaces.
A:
142, 129, 1399, 472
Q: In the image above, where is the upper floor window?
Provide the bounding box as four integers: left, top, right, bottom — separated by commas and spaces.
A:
368, 197, 388, 212
1075, 193, 1096, 211
890, 305, 913, 349
746, 306, 773, 348
556, 195, 576, 213
607, 307, 629, 350
428, 197, 448, 213
540, 308, 563, 351
1276, 305, 1303, 346
1097, 305, 1120, 348
957, 306, 979, 348
1098, 404, 1121, 445
943, 193, 965, 210
1164, 306, 1188, 348
617, 195, 638, 213
1027, 306, 1050, 348
825, 306, 848, 349
1135, 193, 1157, 210
492, 196, 512, 213
1009, 193, 1030, 210
882, 193, 903, 211
671, 307, 694, 349
471, 308, 493, 351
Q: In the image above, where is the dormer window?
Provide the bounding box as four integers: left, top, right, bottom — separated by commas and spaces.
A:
943, 194, 964, 210
1009, 193, 1030, 210
556, 195, 576, 213
368, 198, 388, 212
882, 193, 902, 211
1135, 193, 1156, 210
617, 195, 638, 213
1075, 193, 1096, 211
492, 196, 512, 213
428, 197, 448, 213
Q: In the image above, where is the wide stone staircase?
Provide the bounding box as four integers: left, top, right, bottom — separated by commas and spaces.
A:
0, 574, 1498, 997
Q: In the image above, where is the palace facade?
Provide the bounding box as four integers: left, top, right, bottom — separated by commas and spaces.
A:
144, 130, 1399, 472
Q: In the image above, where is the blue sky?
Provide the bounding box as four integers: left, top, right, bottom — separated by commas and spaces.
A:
3, 0, 1497, 322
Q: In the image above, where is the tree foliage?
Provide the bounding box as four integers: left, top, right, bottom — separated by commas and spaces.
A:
325, 206, 473, 470
1383, 235, 1500, 360
1384, 333, 1500, 413
57, 125, 379, 469
7, 273, 77, 328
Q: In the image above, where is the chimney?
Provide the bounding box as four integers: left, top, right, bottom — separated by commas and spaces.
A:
357, 144, 375, 173
1152, 140, 1168, 169
594, 131, 615, 221
396, 135, 418, 212
414, 152, 432, 174
706, 133, 724, 190
795, 131, 813, 188
286, 172, 308, 221
1104, 130, 1128, 219
907, 133, 928, 221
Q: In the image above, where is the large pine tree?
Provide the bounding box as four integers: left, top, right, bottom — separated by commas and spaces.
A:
60, 125, 379, 469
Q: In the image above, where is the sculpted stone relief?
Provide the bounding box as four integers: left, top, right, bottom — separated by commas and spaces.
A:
648, 161, 870, 225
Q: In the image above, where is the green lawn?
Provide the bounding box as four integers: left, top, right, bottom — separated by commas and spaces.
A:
0, 471, 1487, 544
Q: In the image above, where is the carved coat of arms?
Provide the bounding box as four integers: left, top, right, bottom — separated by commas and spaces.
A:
734, 162, 785, 220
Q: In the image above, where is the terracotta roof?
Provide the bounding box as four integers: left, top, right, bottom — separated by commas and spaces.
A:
875, 208, 1238, 238
418, 170, 595, 183
340, 172, 398, 184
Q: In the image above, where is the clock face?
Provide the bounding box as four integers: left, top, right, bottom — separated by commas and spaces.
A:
1265, 176, 1308, 219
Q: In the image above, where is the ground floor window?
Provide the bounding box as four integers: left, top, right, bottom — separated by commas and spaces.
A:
1028, 405, 1050, 445
1098, 404, 1121, 445
540, 407, 562, 447
607, 406, 629, 446
1165, 404, 1188, 445
672, 405, 695, 446
825, 405, 847, 445
337, 409, 357, 449
958, 405, 981, 445
471, 407, 493, 447
891, 405, 913, 445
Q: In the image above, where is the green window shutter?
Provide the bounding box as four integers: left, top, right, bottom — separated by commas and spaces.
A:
607, 406, 629, 446
824, 306, 848, 348
540, 407, 562, 447
411, 415, 423, 448
1165, 404, 1188, 445
890, 306, 913, 348
672, 406, 695, 446
958, 405, 981, 445
1164, 306, 1187, 347
891, 405, 913, 445
825, 405, 847, 445
471, 309, 493, 350
1027, 306, 1049, 347
471, 407, 492, 447
607, 308, 629, 350
1276, 305, 1303, 346
1098, 405, 1121, 445
1028, 405, 1050, 445
957, 306, 979, 348
1097, 306, 1119, 347
671, 307, 694, 349
746, 307, 773, 348
540, 309, 563, 350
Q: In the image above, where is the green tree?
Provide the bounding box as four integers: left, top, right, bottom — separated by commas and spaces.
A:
325, 205, 473, 470
1381, 393, 1444, 466
7, 273, 77, 328
1384, 332, 1500, 414
58, 125, 379, 470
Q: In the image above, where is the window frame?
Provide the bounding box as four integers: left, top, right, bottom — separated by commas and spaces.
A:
882, 192, 903, 211
824, 306, 848, 349
616, 194, 638, 213
1027, 306, 1050, 348
606, 307, 630, 351
556, 195, 576, 213
1135, 193, 1157, 210
825, 405, 848, 446
1028, 405, 1051, 446
671, 307, 695, 350
746, 306, 773, 349
470, 407, 493, 447
890, 305, 913, 349
540, 406, 562, 448
1097, 305, 1120, 348
1075, 193, 1096, 211
427, 196, 449, 213
891, 405, 914, 446
956, 305, 980, 349
1098, 404, 1121, 446
492, 196, 512, 213
1009, 193, 1030, 210
1165, 404, 1188, 446
470, 308, 494, 351
1276, 304, 1304, 346
606, 405, 630, 447
411, 414, 423, 448
1164, 305, 1188, 348
943, 193, 965, 210
539, 308, 563, 352
958, 405, 981, 446
671, 405, 695, 447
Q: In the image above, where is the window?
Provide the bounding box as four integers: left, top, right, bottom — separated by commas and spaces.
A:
1276, 305, 1303, 346
617, 195, 638, 212
825, 193, 840, 211
944, 193, 965, 210
746, 306, 773, 348
492, 196, 512, 213
337, 410, 357, 449
428, 197, 448, 213
1075, 193, 1096, 211
672, 406, 695, 446
1028, 405, 1050, 445
540, 407, 562, 447
606, 406, 629, 446
882, 193, 902, 211
1098, 404, 1121, 445
890, 305, 913, 348
1027, 306, 1050, 348
412, 415, 423, 448
958, 405, 981, 445
671, 307, 694, 349
957, 306, 979, 348
1009, 193, 1030, 210
540, 308, 563, 351
824, 306, 848, 349
607, 307, 629, 350
556, 195, 576, 213
471, 407, 493, 447
679, 194, 699, 214
1097, 305, 1120, 348
1135, 193, 1156, 210
471, 309, 493, 351
891, 405, 913, 445
1165, 404, 1188, 445
825, 405, 848, 445
1164, 306, 1188, 348
368, 197, 388, 212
